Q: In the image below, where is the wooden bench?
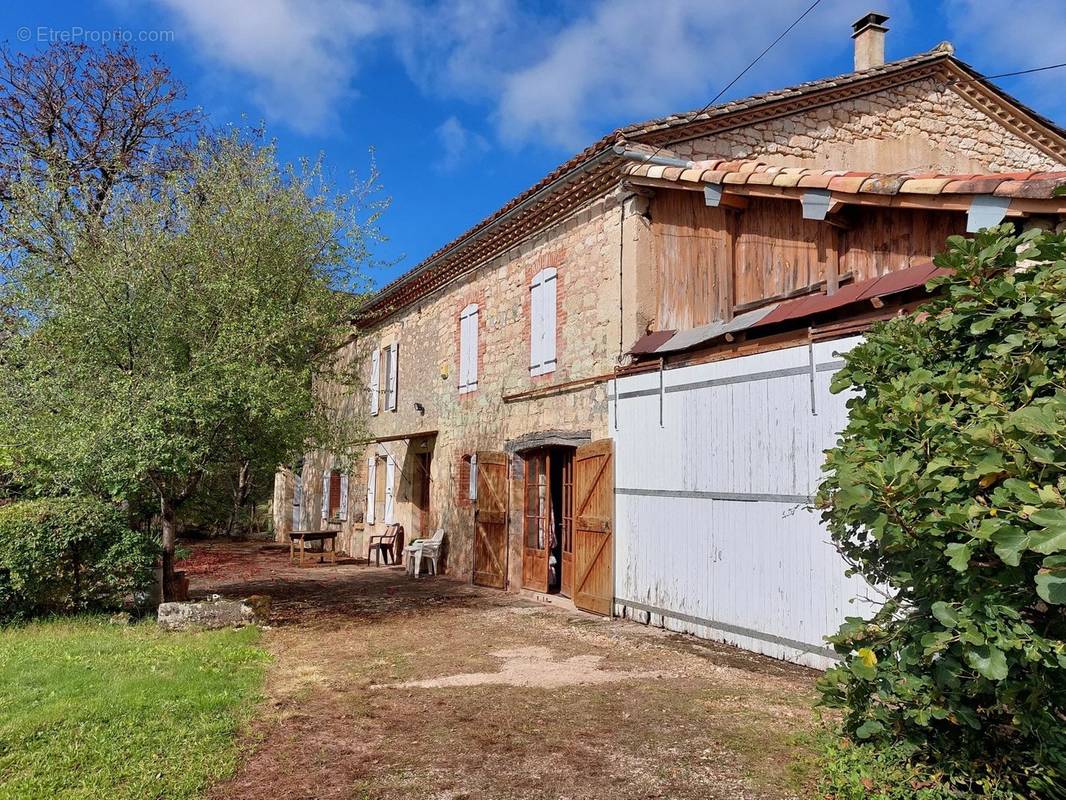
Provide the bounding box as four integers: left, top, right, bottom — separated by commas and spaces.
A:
289, 530, 338, 567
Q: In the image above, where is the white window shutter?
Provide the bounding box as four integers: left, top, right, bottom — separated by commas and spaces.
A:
459, 304, 478, 393
365, 456, 376, 524
386, 343, 399, 411
529, 274, 542, 372
292, 475, 303, 531
384, 455, 396, 524
321, 472, 330, 522
530, 268, 557, 375
338, 473, 349, 521
369, 349, 380, 415
541, 269, 557, 373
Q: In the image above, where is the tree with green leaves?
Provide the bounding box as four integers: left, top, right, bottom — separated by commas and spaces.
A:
0, 130, 382, 598
817, 226, 1066, 796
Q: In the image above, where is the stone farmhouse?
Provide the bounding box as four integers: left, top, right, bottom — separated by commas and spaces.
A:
274, 14, 1066, 661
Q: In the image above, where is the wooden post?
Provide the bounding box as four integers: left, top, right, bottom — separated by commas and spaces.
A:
723, 209, 739, 321
826, 227, 842, 295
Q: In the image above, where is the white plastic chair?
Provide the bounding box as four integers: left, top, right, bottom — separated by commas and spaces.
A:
405, 528, 445, 578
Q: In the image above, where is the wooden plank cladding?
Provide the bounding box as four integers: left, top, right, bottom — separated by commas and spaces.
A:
733, 198, 837, 308
650, 188, 967, 332
653, 191, 733, 329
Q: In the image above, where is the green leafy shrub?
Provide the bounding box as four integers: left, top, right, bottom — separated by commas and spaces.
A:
820, 735, 985, 800
0, 497, 156, 621
816, 226, 1066, 798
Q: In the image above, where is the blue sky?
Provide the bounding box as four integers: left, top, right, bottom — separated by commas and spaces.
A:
2, 0, 1065, 288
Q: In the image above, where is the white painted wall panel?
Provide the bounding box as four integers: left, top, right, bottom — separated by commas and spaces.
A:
610, 337, 876, 670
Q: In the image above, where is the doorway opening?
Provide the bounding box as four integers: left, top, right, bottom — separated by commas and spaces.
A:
522, 447, 574, 596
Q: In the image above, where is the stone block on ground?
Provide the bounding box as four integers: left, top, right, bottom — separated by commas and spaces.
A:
157, 594, 271, 631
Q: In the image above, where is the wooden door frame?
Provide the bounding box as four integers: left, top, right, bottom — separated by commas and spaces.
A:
521, 449, 550, 592
520, 446, 576, 595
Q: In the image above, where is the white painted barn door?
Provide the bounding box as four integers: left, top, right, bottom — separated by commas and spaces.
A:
610, 336, 874, 670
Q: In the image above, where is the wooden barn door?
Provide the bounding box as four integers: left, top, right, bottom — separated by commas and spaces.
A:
473, 451, 508, 589
573, 439, 614, 615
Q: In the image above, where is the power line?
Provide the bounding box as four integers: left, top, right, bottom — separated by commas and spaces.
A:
950, 61, 1066, 84
635, 0, 824, 167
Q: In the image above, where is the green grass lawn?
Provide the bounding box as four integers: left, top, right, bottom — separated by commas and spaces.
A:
0, 617, 269, 800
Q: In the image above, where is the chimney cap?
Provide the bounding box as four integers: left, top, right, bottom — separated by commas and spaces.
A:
852, 11, 889, 37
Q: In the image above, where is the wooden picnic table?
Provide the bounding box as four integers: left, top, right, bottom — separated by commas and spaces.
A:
289, 529, 338, 567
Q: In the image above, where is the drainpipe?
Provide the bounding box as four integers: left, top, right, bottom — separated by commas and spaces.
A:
612, 143, 694, 169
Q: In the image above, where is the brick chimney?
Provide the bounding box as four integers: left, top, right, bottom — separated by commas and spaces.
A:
851, 12, 889, 71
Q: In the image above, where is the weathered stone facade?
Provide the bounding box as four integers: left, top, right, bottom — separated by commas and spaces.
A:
274, 60, 1065, 591
279, 193, 629, 588
676, 79, 1064, 173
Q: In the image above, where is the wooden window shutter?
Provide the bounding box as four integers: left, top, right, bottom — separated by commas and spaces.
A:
384, 455, 396, 524
530, 268, 557, 376
385, 343, 399, 411
369, 348, 381, 415
365, 456, 377, 524
459, 304, 478, 393
338, 473, 349, 521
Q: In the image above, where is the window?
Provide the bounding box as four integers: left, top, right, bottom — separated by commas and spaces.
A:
369, 348, 380, 415
366, 453, 396, 525
459, 304, 479, 393
384, 342, 398, 412
529, 268, 557, 376
320, 469, 348, 522
458, 454, 477, 506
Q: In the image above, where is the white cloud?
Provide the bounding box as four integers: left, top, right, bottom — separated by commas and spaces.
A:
155, 0, 390, 134
491, 0, 906, 149
434, 115, 489, 171
152, 0, 922, 146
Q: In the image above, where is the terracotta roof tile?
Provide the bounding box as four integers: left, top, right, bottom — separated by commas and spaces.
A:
621, 159, 1066, 203
828, 175, 868, 193
746, 171, 778, 185
940, 176, 1007, 194
900, 177, 954, 194
860, 175, 906, 194
797, 173, 834, 189
994, 177, 1066, 198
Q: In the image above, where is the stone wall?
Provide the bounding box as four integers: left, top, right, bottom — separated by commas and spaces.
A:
277, 192, 627, 588
675, 78, 1064, 173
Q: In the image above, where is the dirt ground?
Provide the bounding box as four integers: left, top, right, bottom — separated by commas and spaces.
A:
183, 541, 823, 800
